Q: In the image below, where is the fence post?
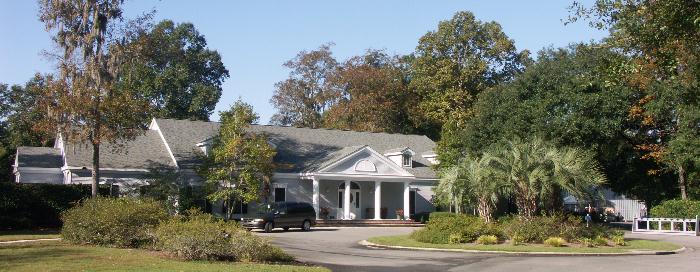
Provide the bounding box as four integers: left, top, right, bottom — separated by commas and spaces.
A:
696, 215, 699, 236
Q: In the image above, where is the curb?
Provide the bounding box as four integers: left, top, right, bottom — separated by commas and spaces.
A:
0, 238, 62, 244
359, 240, 686, 256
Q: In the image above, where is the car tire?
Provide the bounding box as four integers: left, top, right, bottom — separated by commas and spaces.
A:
264, 222, 274, 233
283, 227, 290, 231
302, 220, 311, 231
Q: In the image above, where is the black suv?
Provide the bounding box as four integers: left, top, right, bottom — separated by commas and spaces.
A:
241, 202, 316, 233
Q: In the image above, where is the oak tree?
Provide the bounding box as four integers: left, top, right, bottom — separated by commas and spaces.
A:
38, 0, 151, 196
270, 43, 340, 128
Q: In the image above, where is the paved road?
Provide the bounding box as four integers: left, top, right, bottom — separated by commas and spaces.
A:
258, 227, 700, 272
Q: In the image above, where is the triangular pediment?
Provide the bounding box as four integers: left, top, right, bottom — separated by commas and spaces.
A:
316, 146, 413, 177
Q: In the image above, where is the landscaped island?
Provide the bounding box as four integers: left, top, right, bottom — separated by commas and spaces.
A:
367, 213, 682, 254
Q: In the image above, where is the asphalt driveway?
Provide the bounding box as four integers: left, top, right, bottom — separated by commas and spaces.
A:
257, 227, 700, 272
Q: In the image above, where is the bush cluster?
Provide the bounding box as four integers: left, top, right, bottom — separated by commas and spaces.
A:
501, 214, 614, 243
0, 183, 108, 229
61, 197, 168, 248
650, 199, 700, 219
475, 235, 498, 245
153, 210, 292, 262
412, 212, 619, 246
543, 237, 566, 247
411, 214, 503, 244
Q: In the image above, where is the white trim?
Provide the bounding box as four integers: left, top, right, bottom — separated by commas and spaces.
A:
271, 172, 438, 183
317, 146, 413, 177
62, 166, 152, 172
150, 118, 179, 169
16, 167, 63, 174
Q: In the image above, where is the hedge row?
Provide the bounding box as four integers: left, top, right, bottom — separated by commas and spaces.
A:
650, 199, 700, 219
411, 213, 617, 244
0, 182, 109, 229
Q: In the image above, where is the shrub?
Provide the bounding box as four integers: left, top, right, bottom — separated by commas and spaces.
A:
651, 199, 700, 219
580, 238, 594, 247
428, 212, 458, 220
476, 235, 499, 245
510, 235, 525, 246
411, 214, 502, 244
502, 214, 614, 243
448, 233, 464, 244
594, 236, 609, 246
0, 183, 109, 229
61, 197, 168, 248
543, 237, 566, 247
154, 210, 291, 262
612, 235, 625, 246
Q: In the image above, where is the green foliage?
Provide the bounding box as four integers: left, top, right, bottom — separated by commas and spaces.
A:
61, 197, 168, 248
141, 168, 208, 214
501, 214, 612, 244
570, 0, 700, 200
475, 235, 499, 245
448, 233, 465, 244
119, 20, 229, 121
154, 210, 291, 262
543, 237, 566, 247
487, 138, 607, 217
201, 100, 276, 220
612, 235, 625, 246
650, 199, 700, 219
435, 155, 501, 222
0, 183, 108, 229
428, 212, 459, 220
410, 214, 502, 244
593, 236, 609, 247
410, 11, 528, 128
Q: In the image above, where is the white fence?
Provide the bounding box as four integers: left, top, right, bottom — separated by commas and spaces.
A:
609, 199, 646, 221
632, 216, 699, 236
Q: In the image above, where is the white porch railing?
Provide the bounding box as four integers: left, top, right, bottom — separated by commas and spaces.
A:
632, 216, 699, 236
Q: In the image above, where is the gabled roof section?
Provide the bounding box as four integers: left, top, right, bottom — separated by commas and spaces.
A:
151, 118, 438, 178
63, 130, 176, 169
16, 147, 63, 168
316, 146, 413, 177
247, 124, 437, 178
153, 118, 221, 168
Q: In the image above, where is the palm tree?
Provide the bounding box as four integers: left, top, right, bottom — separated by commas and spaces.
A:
486, 138, 606, 218
436, 155, 503, 222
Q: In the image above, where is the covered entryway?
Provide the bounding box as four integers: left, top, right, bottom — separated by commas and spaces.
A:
338, 182, 361, 219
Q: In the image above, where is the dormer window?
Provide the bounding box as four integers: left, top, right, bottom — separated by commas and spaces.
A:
402, 153, 412, 167
384, 147, 415, 168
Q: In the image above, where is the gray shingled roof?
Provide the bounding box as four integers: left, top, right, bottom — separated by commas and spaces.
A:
63, 130, 175, 169
154, 119, 437, 178
16, 147, 63, 168
154, 118, 221, 168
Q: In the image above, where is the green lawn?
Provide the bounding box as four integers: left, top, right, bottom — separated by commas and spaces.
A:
368, 235, 682, 254
0, 229, 60, 242
0, 240, 328, 272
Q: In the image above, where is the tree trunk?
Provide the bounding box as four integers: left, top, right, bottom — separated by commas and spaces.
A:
91, 142, 100, 197
679, 164, 687, 200
477, 198, 492, 223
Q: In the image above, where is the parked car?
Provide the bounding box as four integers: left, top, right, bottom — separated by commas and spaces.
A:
240, 202, 316, 233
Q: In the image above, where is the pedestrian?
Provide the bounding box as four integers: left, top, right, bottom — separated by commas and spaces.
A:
585, 213, 592, 227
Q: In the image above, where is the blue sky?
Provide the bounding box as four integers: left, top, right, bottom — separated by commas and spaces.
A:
0, 0, 607, 123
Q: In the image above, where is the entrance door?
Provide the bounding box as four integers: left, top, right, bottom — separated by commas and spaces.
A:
338, 182, 361, 219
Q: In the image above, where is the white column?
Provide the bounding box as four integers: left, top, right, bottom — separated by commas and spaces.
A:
374, 181, 382, 220
403, 181, 410, 220
312, 177, 320, 220
344, 181, 351, 220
